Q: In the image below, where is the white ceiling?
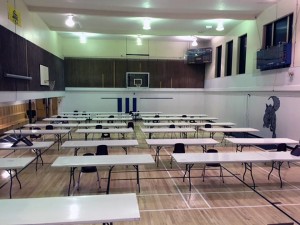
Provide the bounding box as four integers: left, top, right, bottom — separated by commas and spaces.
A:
23, 0, 278, 42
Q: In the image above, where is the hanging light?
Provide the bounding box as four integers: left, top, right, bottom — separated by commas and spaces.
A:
143, 18, 151, 30
136, 35, 142, 45
191, 36, 198, 47
65, 15, 75, 27
216, 21, 224, 31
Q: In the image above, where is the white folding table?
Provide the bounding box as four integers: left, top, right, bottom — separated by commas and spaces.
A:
0, 193, 140, 224
76, 128, 134, 140
142, 117, 218, 123
0, 141, 54, 171
172, 152, 300, 190
61, 139, 139, 155
146, 138, 219, 166
52, 154, 155, 195
76, 122, 127, 128
92, 117, 132, 123
43, 117, 87, 123
200, 127, 259, 139
5, 129, 71, 150
225, 138, 299, 152
141, 127, 196, 139
0, 157, 34, 198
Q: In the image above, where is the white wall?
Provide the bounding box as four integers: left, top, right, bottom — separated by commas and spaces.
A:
61, 88, 204, 114
203, 0, 300, 140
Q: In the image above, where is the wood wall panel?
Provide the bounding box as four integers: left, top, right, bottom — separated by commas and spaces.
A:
0, 25, 64, 92
64, 58, 205, 88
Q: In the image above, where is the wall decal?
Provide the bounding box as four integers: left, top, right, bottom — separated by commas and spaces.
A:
263, 96, 280, 138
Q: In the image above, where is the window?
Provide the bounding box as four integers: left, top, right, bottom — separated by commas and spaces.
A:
238, 34, 247, 74
263, 14, 293, 48
215, 45, 222, 78
225, 40, 233, 76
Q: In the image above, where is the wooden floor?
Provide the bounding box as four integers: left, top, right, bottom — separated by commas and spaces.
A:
1, 121, 300, 225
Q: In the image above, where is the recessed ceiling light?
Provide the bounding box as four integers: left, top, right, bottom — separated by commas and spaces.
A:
216, 22, 224, 31
206, 25, 213, 29
143, 18, 151, 30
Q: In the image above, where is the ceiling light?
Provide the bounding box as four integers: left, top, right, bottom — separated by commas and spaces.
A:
80, 33, 87, 44
65, 15, 75, 27
206, 25, 213, 29
143, 18, 151, 30
137, 35, 142, 45
216, 22, 224, 31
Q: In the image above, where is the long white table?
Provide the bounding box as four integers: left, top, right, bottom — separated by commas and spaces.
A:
77, 122, 127, 128
0, 157, 34, 198
24, 123, 78, 128
0, 141, 54, 171
61, 140, 139, 155
225, 138, 299, 152
92, 117, 132, 122
200, 127, 259, 138
142, 117, 218, 123
141, 127, 196, 139
76, 128, 134, 140
43, 117, 87, 123
143, 122, 236, 137
0, 193, 140, 224
146, 138, 219, 166
172, 152, 300, 190
5, 129, 71, 150
52, 154, 155, 195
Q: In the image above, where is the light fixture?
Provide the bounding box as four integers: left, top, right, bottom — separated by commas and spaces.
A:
216, 22, 224, 31
136, 35, 142, 46
206, 25, 213, 29
191, 36, 198, 47
143, 18, 151, 30
80, 33, 87, 44
65, 15, 75, 27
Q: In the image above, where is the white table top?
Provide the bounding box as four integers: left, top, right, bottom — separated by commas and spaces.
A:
76, 128, 134, 134
61, 139, 139, 148
77, 123, 127, 128
172, 151, 300, 164
159, 114, 207, 117
146, 138, 219, 146
0, 193, 140, 225
141, 128, 196, 133
52, 154, 155, 167
0, 157, 35, 169
5, 129, 71, 135
225, 138, 299, 145
61, 111, 127, 115
24, 123, 79, 128
201, 127, 259, 132
258, 151, 300, 161
142, 117, 218, 121
52, 114, 92, 118
143, 122, 236, 127
92, 118, 132, 121
172, 152, 270, 164
43, 118, 87, 122
0, 141, 54, 150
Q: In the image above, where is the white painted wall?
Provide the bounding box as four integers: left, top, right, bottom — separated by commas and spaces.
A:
61, 88, 204, 114
203, 0, 300, 141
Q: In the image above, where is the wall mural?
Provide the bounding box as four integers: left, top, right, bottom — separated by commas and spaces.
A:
263, 96, 280, 138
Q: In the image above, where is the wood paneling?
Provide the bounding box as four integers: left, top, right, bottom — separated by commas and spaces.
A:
64, 58, 205, 88
0, 25, 64, 92
0, 103, 28, 134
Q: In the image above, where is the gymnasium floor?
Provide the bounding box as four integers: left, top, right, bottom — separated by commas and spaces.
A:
0, 121, 300, 225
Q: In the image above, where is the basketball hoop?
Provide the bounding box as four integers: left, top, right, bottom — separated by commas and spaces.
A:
135, 83, 141, 88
